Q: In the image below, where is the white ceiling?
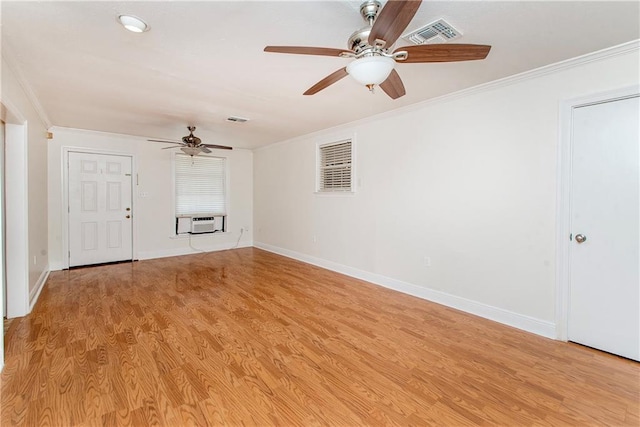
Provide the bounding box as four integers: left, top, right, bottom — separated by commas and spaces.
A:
2, 1, 639, 149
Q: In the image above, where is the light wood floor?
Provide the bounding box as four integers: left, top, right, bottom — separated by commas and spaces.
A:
1, 248, 638, 426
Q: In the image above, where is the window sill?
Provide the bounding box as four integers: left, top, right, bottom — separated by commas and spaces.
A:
314, 191, 356, 197
170, 232, 229, 239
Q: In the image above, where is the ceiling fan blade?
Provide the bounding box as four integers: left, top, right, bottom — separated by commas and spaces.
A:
161, 145, 182, 150
396, 44, 492, 63
379, 69, 406, 99
264, 46, 353, 57
148, 139, 181, 144
202, 144, 233, 150
304, 67, 348, 96
368, 0, 422, 47
199, 146, 212, 154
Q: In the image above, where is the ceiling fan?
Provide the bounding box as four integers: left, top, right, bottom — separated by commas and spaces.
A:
264, 0, 491, 99
148, 126, 232, 156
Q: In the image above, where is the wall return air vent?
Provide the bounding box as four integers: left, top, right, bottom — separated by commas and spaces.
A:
402, 18, 462, 45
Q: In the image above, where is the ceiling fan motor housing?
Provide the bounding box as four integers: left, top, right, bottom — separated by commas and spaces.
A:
348, 27, 372, 52
182, 126, 202, 145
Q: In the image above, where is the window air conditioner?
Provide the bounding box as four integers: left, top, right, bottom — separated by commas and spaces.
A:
191, 216, 216, 234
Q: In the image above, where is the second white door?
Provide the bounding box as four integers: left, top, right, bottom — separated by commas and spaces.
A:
568, 95, 639, 361
68, 152, 133, 267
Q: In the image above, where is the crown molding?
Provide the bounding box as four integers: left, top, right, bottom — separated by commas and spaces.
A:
257, 39, 640, 152
1, 41, 53, 129
399, 39, 640, 114
50, 125, 153, 142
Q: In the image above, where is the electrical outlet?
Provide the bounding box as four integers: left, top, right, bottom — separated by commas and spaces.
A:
33, 255, 37, 265
423, 256, 431, 267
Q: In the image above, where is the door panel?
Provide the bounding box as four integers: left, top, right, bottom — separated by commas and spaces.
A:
69, 152, 133, 267
568, 95, 639, 361
106, 182, 122, 211
82, 181, 98, 211
82, 222, 98, 251
107, 221, 122, 248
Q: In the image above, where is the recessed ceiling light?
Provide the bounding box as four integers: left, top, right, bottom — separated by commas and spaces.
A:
117, 14, 149, 33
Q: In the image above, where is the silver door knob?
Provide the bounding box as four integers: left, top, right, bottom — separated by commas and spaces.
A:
575, 234, 587, 243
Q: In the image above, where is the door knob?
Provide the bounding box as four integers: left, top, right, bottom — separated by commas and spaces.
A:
125, 215, 131, 219
575, 234, 587, 243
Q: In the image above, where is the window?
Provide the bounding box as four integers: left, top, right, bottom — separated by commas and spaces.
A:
174, 154, 227, 233
317, 139, 353, 192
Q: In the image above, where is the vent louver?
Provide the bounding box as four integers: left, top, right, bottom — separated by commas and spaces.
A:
402, 19, 462, 45
226, 116, 249, 123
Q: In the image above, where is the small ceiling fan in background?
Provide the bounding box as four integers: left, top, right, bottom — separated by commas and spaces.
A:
148, 126, 232, 156
264, 0, 491, 99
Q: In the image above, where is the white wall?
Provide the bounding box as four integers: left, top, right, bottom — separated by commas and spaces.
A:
1, 56, 50, 316
48, 128, 253, 269
253, 45, 640, 337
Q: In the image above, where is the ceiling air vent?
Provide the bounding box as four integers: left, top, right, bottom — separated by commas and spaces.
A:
402, 19, 462, 45
226, 116, 249, 123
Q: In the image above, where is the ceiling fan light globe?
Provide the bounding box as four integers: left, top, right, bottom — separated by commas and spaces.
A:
346, 56, 395, 86
181, 147, 201, 156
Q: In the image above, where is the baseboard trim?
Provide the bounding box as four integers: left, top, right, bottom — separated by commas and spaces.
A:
29, 267, 50, 311
254, 242, 556, 339
49, 262, 64, 272
138, 241, 253, 261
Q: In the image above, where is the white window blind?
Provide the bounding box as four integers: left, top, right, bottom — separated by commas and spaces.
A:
318, 140, 352, 192
175, 154, 226, 216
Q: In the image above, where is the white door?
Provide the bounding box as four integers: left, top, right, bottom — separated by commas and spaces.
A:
568, 95, 639, 361
68, 152, 133, 267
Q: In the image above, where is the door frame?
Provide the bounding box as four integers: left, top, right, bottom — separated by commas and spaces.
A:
1, 100, 30, 321
62, 147, 138, 269
555, 84, 639, 341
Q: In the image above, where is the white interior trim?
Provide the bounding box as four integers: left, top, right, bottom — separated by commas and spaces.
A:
4, 119, 29, 319
1, 44, 52, 129
61, 147, 138, 269
256, 40, 640, 154
138, 240, 253, 261
50, 125, 151, 142
255, 242, 556, 339
1, 98, 31, 373
555, 84, 640, 341
0, 121, 4, 373
29, 267, 49, 311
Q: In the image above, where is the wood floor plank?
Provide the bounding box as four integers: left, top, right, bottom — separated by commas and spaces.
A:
2, 247, 638, 426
